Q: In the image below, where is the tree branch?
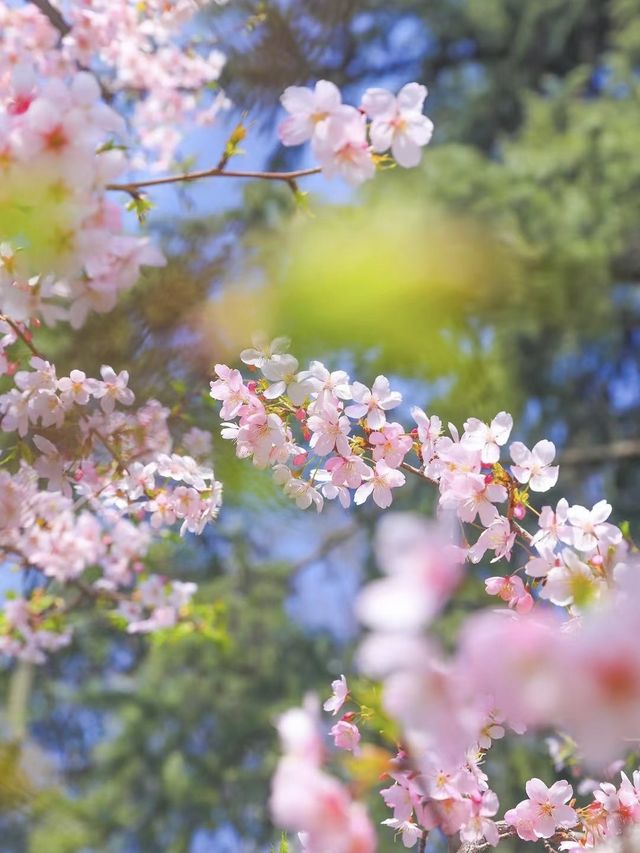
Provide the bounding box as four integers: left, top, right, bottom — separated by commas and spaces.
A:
560, 439, 640, 466
290, 524, 360, 572
0, 314, 44, 359
452, 825, 515, 852
28, 0, 71, 37
106, 166, 322, 196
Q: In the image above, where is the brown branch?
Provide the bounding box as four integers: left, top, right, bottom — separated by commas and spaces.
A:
452, 824, 515, 852
401, 461, 436, 484
560, 439, 640, 466
290, 523, 360, 572
106, 166, 322, 196
0, 314, 44, 359
29, 1, 115, 101
69, 578, 123, 605
28, 0, 71, 37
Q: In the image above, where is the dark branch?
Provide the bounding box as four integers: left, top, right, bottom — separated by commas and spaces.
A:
29, 0, 71, 37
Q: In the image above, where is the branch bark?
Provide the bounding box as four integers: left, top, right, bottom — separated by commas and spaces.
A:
290, 524, 360, 572
560, 439, 640, 466
28, 0, 71, 37
107, 166, 322, 196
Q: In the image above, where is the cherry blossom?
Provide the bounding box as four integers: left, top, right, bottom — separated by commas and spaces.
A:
462, 412, 513, 465
564, 499, 623, 552
313, 108, 376, 186
354, 460, 406, 508
485, 575, 534, 614
361, 83, 434, 168
510, 439, 559, 492
369, 422, 413, 468
279, 80, 346, 146
323, 675, 349, 716
330, 719, 361, 753
380, 817, 423, 848
506, 779, 577, 840
345, 375, 402, 429
468, 516, 516, 563
307, 401, 352, 457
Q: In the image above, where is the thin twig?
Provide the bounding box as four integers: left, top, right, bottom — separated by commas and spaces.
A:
107, 166, 322, 197
0, 314, 43, 359
560, 439, 640, 466
290, 524, 360, 572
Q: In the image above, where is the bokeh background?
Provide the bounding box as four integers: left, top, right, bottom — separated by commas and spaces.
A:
2, 0, 640, 850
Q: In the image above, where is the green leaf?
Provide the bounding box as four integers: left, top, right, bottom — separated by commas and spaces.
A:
125, 194, 154, 225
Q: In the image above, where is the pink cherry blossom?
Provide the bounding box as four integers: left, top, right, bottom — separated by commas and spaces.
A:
357, 513, 464, 632
330, 719, 361, 753
262, 353, 313, 405
361, 83, 434, 168
462, 411, 513, 464
325, 454, 371, 489
532, 498, 571, 548
354, 459, 406, 508
312, 108, 376, 186
279, 80, 346, 146
468, 516, 516, 563
307, 401, 352, 457
323, 675, 349, 715
92, 365, 134, 414
510, 439, 559, 492
411, 406, 442, 462
345, 375, 401, 429
240, 334, 290, 368
485, 575, 534, 614
459, 790, 500, 847
539, 549, 603, 608
209, 364, 254, 419
380, 817, 423, 848
369, 422, 413, 468
508, 779, 577, 839
565, 499, 622, 552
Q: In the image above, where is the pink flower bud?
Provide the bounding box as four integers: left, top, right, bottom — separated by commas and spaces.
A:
513, 504, 526, 520
8, 95, 32, 115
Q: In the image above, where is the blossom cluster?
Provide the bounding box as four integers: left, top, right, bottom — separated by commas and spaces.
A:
270, 696, 377, 853
274, 647, 640, 850
272, 673, 584, 850
211, 337, 625, 610
0, 1, 229, 169
352, 469, 639, 848
279, 80, 434, 184
212, 340, 640, 849
0, 68, 165, 329
0, 349, 221, 661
